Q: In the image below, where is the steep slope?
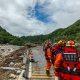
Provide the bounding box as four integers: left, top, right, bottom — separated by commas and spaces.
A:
0, 19, 80, 45
21, 19, 80, 43
48, 20, 80, 42
58, 20, 80, 41
0, 26, 25, 45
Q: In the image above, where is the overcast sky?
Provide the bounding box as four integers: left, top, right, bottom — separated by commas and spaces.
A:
0, 0, 80, 36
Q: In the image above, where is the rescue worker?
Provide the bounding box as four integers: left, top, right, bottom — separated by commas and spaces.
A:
43, 39, 53, 76
52, 40, 66, 80
60, 40, 80, 80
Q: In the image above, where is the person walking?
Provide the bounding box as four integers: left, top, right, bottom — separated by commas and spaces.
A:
43, 40, 53, 77
60, 40, 80, 80
52, 40, 66, 80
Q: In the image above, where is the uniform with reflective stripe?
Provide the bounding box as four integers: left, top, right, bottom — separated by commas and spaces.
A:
60, 46, 80, 80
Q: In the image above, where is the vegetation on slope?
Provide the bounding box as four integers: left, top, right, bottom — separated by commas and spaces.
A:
0, 20, 80, 45
0, 26, 25, 45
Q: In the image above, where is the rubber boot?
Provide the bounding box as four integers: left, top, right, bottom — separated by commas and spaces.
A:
46, 70, 51, 77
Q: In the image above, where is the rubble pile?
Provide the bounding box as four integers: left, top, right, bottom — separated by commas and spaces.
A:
0, 45, 28, 80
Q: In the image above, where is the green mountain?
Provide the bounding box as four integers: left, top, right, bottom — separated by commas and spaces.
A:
52, 19, 80, 42
21, 20, 80, 43
0, 26, 25, 45
0, 19, 80, 45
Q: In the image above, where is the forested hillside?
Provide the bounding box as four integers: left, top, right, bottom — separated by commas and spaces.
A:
21, 20, 80, 43
0, 20, 80, 45
0, 26, 25, 45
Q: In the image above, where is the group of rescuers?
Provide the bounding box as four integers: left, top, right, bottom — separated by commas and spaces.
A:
43, 39, 80, 80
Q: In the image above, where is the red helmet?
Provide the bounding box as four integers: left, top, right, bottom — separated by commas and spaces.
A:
66, 40, 75, 46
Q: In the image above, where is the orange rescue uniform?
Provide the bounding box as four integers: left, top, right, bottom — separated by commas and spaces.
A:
52, 44, 64, 77
45, 47, 53, 70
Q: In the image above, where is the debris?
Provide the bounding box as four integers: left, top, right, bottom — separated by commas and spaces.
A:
0, 45, 27, 80
9, 73, 16, 79
9, 62, 14, 66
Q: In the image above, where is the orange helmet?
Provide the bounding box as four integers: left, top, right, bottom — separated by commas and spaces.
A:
66, 40, 75, 46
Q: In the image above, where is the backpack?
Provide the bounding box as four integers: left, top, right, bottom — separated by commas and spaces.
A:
52, 44, 63, 56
